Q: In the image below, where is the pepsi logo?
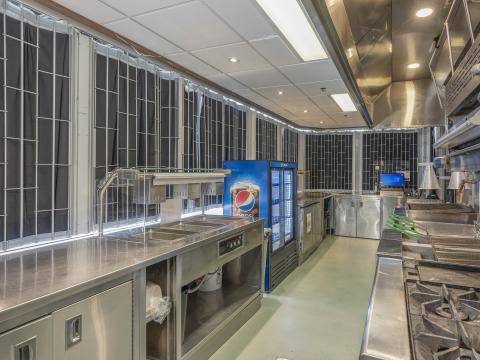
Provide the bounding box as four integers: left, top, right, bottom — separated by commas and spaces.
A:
234, 190, 256, 212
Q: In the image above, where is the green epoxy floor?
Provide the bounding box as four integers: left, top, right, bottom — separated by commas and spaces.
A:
209, 236, 379, 360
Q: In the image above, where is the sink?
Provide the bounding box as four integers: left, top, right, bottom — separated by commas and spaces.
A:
407, 210, 478, 224
158, 221, 222, 232
402, 243, 435, 260
408, 203, 474, 212
416, 222, 476, 237
430, 236, 480, 249
434, 248, 480, 266
131, 229, 192, 242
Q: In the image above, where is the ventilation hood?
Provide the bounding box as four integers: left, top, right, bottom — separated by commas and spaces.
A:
303, 0, 449, 128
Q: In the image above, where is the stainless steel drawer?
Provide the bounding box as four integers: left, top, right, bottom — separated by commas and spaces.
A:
52, 281, 133, 360
0, 316, 52, 360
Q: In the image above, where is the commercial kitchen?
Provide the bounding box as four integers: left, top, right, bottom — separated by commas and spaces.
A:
1, 0, 480, 359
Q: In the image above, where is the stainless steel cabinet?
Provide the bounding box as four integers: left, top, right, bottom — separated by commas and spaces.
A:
52, 281, 133, 360
356, 197, 381, 239
298, 205, 314, 254
335, 195, 381, 239
381, 196, 403, 230
0, 316, 53, 360
334, 196, 357, 237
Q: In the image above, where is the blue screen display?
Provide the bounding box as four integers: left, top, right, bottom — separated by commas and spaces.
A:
379, 173, 405, 187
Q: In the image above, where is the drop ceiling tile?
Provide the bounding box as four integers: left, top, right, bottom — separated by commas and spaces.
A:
330, 111, 362, 123
250, 36, 300, 67
105, 18, 182, 55
202, 0, 276, 40
277, 96, 316, 110
285, 105, 324, 118
192, 42, 270, 73
310, 95, 338, 108
101, 0, 189, 16
297, 79, 347, 97
254, 85, 305, 102
316, 102, 342, 115
135, 1, 242, 51
279, 60, 341, 84
234, 88, 262, 102
54, 0, 124, 24
166, 52, 221, 77
229, 67, 290, 89
207, 73, 247, 91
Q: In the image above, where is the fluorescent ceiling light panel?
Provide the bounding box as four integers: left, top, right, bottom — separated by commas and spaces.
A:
255, 0, 328, 61
331, 93, 357, 112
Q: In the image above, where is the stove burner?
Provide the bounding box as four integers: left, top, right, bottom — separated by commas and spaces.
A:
408, 281, 480, 360
433, 346, 480, 360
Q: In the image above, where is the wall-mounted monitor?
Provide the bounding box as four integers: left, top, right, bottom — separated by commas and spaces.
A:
379, 173, 405, 188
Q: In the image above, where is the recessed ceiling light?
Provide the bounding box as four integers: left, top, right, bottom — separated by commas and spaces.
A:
278, 90, 284, 95
229, 57, 239, 63
408, 63, 420, 69
331, 93, 357, 112
303, 109, 308, 113
255, 0, 328, 61
320, 121, 324, 124
416, 8, 433, 18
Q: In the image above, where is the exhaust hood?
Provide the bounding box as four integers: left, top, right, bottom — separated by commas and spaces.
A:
303, 0, 449, 128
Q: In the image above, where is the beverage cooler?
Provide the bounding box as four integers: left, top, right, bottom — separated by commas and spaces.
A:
223, 160, 298, 292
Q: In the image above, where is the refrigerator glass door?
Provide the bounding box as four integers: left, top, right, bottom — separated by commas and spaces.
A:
283, 170, 294, 243
271, 170, 284, 252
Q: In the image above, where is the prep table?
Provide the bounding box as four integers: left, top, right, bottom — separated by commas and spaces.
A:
0, 215, 264, 360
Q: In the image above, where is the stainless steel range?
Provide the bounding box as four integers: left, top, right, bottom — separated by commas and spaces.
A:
406, 280, 480, 360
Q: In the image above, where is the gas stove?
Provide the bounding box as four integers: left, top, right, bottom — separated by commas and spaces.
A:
406, 280, 480, 359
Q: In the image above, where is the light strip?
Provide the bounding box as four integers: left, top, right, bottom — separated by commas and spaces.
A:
255, 0, 328, 61
331, 93, 357, 112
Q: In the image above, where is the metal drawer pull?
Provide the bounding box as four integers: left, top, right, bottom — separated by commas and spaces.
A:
65, 315, 82, 349
14, 338, 36, 360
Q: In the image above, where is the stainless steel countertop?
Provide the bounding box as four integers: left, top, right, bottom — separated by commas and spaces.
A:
0, 216, 263, 328
359, 257, 411, 360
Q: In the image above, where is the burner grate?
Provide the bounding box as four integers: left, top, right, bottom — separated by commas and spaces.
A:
407, 281, 480, 360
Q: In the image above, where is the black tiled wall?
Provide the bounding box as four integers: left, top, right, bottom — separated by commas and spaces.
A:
362, 132, 418, 190
306, 134, 353, 190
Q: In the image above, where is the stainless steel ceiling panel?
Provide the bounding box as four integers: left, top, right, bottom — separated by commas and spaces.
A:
371, 79, 444, 128
391, 0, 451, 81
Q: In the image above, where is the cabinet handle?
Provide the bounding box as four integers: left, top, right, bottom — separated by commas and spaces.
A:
359, 201, 363, 208
65, 315, 82, 349
14, 338, 36, 360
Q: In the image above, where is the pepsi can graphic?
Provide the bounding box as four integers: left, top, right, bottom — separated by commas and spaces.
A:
230, 181, 260, 217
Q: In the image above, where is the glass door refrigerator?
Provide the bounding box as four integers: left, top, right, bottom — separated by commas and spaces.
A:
223, 160, 297, 292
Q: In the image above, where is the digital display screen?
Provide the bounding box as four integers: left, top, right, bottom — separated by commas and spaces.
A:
379, 173, 405, 188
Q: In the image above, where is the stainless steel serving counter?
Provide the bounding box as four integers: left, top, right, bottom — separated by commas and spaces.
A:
0, 216, 263, 332
359, 256, 410, 360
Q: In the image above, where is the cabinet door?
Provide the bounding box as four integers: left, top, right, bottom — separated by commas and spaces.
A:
302, 206, 314, 253
356, 198, 381, 239
0, 316, 52, 360
52, 281, 133, 360
334, 197, 356, 237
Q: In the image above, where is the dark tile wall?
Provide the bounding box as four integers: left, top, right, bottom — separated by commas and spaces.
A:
306, 134, 353, 190
256, 117, 277, 160
362, 132, 418, 190
283, 128, 298, 163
